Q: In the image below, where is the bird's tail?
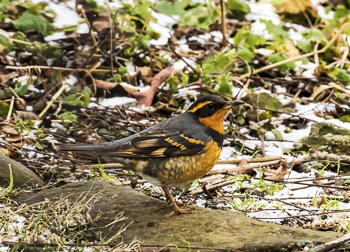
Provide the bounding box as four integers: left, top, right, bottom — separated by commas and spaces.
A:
59, 144, 106, 152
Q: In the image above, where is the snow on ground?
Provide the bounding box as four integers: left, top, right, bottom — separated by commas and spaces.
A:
1, 2, 350, 248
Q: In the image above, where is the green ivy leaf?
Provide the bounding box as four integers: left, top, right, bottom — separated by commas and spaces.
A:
234, 29, 262, 51
0, 102, 10, 117
215, 75, 232, 95
118, 66, 128, 75
297, 40, 313, 53
155, 0, 185, 16
167, 76, 179, 95
181, 4, 220, 31
237, 47, 254, 61
340, 115, 350, 123
58, 86, 92, 108
13, 11, 54, 36
113, 74, 122, 84
15, 84, 28, 96
0, 0, 9, 12
203, 53, 231, 74
226, 0, 250, 13
57, 112, 77, 126
334, 5, 350, 19
271, 129, 283, 140
131, 35, 149, 50
267, 52, 296, 72
301, 28, 328, 44
12, 120, 35, 133
181, 74, 189, 87
132, 1, 152, 19
86, 0, 99, 12
0, 34, 13, 51
328, 68, 350, 86
260, 20, 289, 39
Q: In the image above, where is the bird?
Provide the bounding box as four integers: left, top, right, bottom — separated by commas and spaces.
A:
59, 94, 244, 218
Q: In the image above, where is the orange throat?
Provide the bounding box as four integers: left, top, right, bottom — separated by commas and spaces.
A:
199, 108, 227, 134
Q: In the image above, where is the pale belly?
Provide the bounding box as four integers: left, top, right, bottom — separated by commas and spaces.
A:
118, 140, 222, 187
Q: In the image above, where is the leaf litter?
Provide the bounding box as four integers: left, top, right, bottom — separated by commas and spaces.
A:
1, 0, 350, 250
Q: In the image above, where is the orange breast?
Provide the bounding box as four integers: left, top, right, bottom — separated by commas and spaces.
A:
156, 140, 222, 185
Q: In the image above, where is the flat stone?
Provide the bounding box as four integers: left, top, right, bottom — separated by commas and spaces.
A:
0, 153, 43, 188
15, 181, 341, 251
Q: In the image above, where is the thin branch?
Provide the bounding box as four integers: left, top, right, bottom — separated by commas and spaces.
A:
220, 0, 227, 48
232, 23, 350, 81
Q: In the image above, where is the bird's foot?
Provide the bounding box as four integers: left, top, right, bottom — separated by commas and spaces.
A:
166, 205, 195, 218
158, 201, 185, 209
154, 201, 185, 212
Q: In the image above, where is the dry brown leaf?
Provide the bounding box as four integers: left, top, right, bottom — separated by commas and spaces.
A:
314, 196, 325, 208
86, 77, 140, 96
15, 111, 39, 121
264, 163, 288, 180
133, 66, 173, 106
0, 72, 18, 86
0, 148, 9, 155
314, 172, 324, 185
91, 15, 114, 33
0, 124, 19, 135
274, 0, 317, 16
237, 158, 250, 175
5, 135, 22, 142
310, 85, 332, 99
341, 191, 350, 201
277, 41, 300, 58
292, 162, 311, 173
137, 66, 153, 86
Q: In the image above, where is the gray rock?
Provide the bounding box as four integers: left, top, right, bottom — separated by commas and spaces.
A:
300, 122, 350, 152
15, 181, 341, 251
0, 153, 43, 188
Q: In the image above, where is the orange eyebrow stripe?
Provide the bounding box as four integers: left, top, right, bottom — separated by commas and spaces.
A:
188, 101, 212, 113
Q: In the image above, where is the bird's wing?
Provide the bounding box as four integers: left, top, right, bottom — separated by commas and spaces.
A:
96, 128, 209, 158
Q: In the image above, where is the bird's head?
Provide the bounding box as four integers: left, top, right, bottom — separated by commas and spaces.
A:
186, 94, 244, 134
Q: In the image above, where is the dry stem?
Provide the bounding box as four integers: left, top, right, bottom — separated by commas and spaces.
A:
232, 23, 350, 81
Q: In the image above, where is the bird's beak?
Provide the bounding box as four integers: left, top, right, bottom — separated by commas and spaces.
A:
223, 100, 245, 109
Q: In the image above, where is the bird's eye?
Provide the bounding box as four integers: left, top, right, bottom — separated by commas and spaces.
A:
208, 103, 215, 109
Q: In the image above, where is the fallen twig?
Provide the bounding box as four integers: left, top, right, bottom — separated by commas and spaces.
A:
309, 233, 350, 252
5, 65, 117, 73
220, 0, 227, 48
295, 151, 350, 163
233, 23, 350, 81
6, 96, 14, 122
39, 83, 67, 118
207, 160, 281, 175
217, 156, 282, 165
190, 179, 236, 195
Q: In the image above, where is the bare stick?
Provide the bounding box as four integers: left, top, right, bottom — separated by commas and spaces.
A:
190, 179, 235, 195
75, 163, 124, 170
5, 65, 117, 73
8, 87, 26, 107
6, 96, 14, 122
39, 84, 67, 118
142, 3, 156, 32
207, 160, 281, 175
220, 0, 227, 48
232, 23, 350, 81
217, 156, 282, 164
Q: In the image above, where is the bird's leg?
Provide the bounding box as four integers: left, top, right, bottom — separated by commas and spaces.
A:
157, 189, 185, 209
161, 185, 195, 218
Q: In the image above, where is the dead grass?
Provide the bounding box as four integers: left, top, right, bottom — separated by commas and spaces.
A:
0, 190, 139, 251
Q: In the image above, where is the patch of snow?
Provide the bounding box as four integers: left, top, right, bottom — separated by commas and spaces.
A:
89, 97, 137, 108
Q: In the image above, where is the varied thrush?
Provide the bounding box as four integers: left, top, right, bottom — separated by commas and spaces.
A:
60, 94, 244, 217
